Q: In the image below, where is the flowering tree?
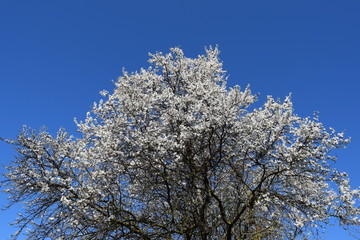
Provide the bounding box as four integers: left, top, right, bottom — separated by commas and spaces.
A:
3, 47, 359, 240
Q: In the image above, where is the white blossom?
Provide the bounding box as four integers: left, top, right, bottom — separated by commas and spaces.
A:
2, 47, 359, 240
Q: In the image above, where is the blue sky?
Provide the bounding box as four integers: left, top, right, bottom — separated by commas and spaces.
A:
0, 1, 359, 239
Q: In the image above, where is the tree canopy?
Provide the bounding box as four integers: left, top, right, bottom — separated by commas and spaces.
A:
2, 47, 359, 239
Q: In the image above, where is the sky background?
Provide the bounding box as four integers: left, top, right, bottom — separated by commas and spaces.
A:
0, 0, 359, 239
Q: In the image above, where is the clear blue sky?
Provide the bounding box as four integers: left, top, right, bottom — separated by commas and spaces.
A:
0, 1, 359, 239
